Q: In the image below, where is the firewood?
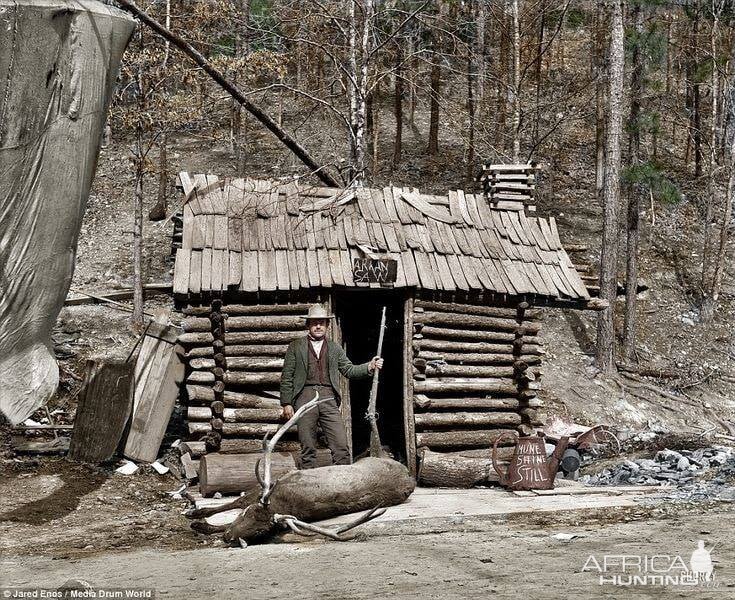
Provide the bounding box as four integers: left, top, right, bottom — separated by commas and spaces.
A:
414, 412, 522, 429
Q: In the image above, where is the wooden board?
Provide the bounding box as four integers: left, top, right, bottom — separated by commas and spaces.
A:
173, 248, 191, 296
68, 360, 134, 464
124, 323, 185, 463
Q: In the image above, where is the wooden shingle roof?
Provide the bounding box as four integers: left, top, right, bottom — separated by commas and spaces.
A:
173, 173, 589, 302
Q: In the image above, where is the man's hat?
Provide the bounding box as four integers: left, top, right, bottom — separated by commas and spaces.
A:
303, 304, 334, 320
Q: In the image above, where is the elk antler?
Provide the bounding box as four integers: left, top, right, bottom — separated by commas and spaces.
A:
272, 505, 387, 541
257, 394, 326, 505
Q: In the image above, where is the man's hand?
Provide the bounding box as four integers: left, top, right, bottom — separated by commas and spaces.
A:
281, 404, 294, 420
369, 356, 384, 373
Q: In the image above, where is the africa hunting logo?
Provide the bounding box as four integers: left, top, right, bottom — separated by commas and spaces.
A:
582, 540, 720, 587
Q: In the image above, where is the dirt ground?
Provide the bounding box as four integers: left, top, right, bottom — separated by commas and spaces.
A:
2, 504, 734, 599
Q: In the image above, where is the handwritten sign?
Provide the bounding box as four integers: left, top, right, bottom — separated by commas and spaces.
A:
353, 257, 397, 284
509, 438, 550, 487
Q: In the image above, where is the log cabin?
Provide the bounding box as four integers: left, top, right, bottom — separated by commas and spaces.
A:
171, 171, 602, 485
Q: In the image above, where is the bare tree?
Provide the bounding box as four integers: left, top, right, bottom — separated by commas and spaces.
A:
596, 0, 625, 374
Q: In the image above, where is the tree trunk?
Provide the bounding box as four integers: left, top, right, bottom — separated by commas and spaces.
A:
393, 44, 403, 167
623, 3, 644, 362
594, 2, 606, 199
510, 0, 521, 161
427, 56, 441, 155
596, 0, 625, 374
132, 30, 145, 329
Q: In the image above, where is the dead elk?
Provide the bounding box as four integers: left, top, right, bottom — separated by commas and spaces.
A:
185, 396, 416, 545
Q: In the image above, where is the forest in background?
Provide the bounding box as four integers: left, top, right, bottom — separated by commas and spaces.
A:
106, 0, 735, 378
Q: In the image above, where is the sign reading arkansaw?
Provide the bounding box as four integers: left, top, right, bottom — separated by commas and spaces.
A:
353, 257, 398, 284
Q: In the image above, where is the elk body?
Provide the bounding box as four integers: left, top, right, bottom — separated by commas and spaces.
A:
186, 397, 416, 545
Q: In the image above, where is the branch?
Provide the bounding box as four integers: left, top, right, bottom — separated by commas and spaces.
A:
114, 0, 340, 188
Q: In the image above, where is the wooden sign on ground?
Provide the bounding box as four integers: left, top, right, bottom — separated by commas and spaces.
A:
124, 322, 185, 463
69, 360, 134, 464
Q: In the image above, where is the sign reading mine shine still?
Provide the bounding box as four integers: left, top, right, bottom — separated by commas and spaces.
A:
353, 257, 397, 284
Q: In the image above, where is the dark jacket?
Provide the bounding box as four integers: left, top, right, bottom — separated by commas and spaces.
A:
279, 336, 372, 406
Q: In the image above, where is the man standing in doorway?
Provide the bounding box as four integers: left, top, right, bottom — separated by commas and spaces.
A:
280, 304, 383, 469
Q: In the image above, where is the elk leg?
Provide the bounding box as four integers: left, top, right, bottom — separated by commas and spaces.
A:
190, 521, 229, 534
184, 491, 256, 519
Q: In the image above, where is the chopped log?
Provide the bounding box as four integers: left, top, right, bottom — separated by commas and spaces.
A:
519, 397, 543, 408
414, 379, 526, 395
68, 360, 134, 464
189, 357, 284, 371
414, 339, 544, 355
416, 429, 517, 449
188, 371, 215, 384
182, 315, 305, 332
414, 300, 540, 320
186, 344, 289, 358
187, 386, 281, 408
180, 452, 199, 480
415, 311, 541, 333
413, 395, 519, 411
200, 452, 297, 497
188, 422, 286, 436
187, 406, 282, 423
183, 439, 300, 458
183, 303, 311, 316
224, 372, 281, 386
178, 331, 302, 345
414, 412, 522, 429
417, 326, 539, 344
424, 364, 516, 378
417, 447, 502, 487
416, 352, 542, 365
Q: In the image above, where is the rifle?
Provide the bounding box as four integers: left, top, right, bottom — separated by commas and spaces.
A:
367, 306, 387, 457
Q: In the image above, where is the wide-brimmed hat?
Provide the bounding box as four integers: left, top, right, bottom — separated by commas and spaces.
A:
303, 304, 334, 320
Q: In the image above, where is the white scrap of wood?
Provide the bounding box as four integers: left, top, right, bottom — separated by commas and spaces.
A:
152, 461, 170, 475
115, 460, 139, 475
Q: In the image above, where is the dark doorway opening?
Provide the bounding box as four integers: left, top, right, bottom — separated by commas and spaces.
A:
334, 290, 406, 464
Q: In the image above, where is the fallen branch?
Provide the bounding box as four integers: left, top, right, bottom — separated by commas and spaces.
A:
114, 0, 340, 188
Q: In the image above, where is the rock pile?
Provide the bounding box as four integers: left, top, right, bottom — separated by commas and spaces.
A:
579, 446, 735, 503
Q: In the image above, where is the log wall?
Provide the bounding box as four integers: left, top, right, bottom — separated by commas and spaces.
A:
179, 300, 318, 453
412, 298, 545, 464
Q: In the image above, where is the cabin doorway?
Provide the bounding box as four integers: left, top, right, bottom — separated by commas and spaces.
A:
334, 290, 406, 464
